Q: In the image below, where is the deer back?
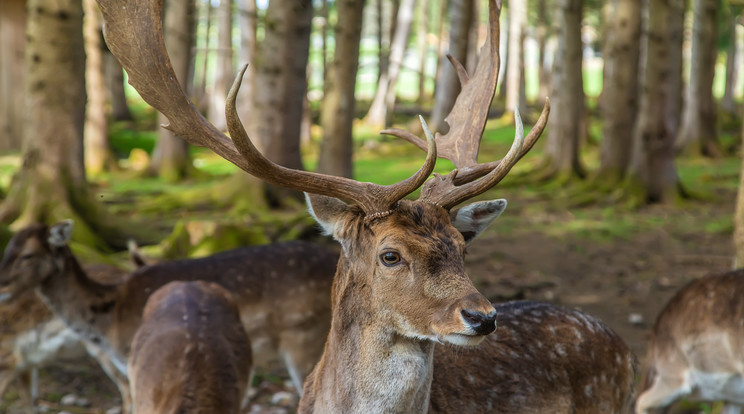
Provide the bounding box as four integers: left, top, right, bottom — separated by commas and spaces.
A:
636, 269, 744, 413
128, 280, 251, 414
430, 301, 637, 414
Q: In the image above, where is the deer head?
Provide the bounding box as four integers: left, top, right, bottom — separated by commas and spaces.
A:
96, 0, 547, 349
0, 221, 74, 303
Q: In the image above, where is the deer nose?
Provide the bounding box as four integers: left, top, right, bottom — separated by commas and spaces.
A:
461, 309, 497, 335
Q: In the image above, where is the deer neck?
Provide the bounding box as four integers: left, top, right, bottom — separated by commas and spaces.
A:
303, 260, 435, 414
37, 249, 121, 362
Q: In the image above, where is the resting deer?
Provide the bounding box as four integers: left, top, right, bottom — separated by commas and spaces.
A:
128, 280, 252, 414
97, 0, 637, 412
0, 222, 337, 413
636, 269, 744, 414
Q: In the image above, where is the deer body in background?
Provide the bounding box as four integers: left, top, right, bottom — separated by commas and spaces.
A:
636, 269, 744, 414
128, 280, 251, 414
0, 222, 336, 413
96, 0, 637, 411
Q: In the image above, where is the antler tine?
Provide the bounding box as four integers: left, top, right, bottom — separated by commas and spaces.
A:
98, 0, 438, 216
420, 108, 525, 210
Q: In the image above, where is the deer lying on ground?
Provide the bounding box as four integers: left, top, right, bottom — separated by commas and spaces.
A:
128, 280, 252, 414
636, 269, 744, 414
0, 222, 337, 413
98, 0, 637, 412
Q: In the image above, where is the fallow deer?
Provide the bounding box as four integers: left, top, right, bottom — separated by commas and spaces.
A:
0, 221, 337, 412
97, 0, 637, 412
128, 280, 252, 414
636, 269, 744, 414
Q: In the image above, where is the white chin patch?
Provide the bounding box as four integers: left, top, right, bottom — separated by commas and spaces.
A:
441, 333, 486, 347
0, 291, 11, 303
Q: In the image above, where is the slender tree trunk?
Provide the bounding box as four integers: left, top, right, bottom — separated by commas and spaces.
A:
237, 0, 256, 124
207, 0, 233, 131
104, 50, 133, 122
598, 0, 641, 183
320, 0, 328, 86
83, 0, 118, 175
148, 0, 195, 182
542, 0, 584, 179
432, 0, 448, 99
364, 0, 416, 128
505, 0, 526, 114
318, 0, 365, 178
193, 0, 212, 112
626, 0, 682, 204
676, 0, 720, 157
536, 0, 551, 102
0, 0, 127, 247
466, 0, 479, 72
416, 0, 429, 105
735, 119, 744, 267
429, 0, 474, 134
665, 0, 685, 142
721, 12, 739, 114
0, 0, 26, 152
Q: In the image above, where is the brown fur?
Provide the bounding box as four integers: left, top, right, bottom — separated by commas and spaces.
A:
636, 269, 744, 413
0, 223, 337, 412
128, 281, 251, 414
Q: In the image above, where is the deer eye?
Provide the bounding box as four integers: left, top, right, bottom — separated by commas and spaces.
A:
380, 251, 401, 267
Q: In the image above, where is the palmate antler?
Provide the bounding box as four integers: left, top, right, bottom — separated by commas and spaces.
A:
384, 0, 550, 209
98, 0, 544, 215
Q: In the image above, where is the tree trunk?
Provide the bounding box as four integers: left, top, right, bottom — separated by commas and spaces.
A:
364, 0, 416, 128
318, 0, 365, 178
429, 0, 474, 134
735, 119, 744, 267
416, 0, 429, 105
505, 0, 526, 114
193, 0, 212, 112
320, 0, 329, 86
83, 0, 118, 176
432, 0, 448, 100
0, 0, 26, 152
237, 0, 257, 123
665, 0, 685, 142
536, 0, 551, 102
721, 12, 739, 114
676, 0, 720, 157
598, 0, 641, 183
149, 0, 195, 182
626, 0, 682, 204
251, 0, 312, 203
207, 0, 233, 131
542, 0, 585, 179
104, 50, 133, 122
0, 0, 126, 247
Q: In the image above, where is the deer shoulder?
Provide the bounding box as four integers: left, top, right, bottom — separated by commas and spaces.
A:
636, 269, 744, 413
128, 280, 252, 414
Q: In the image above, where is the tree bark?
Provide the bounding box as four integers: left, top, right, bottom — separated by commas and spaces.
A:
429, 0, 474, 134
0, 0, 127, 247
676, 0, 720, 157
505, 0, 527, 114
542, 0, 585, 179
236, 0, 257, 122
735, 119, 744, 267
207, 0, 233, 131
149, 0, 195, 182
193, 0, 212, 112
416, 0, 429, 105
104, 50, 133, 122
598, 0, 641, 183
536, 0, 551, 102
317, 0, 365, 178
721, 11, 739, 114
0, 0, 26, 152
626, 0, 682, 204
251, 0, 312, 202
364, 0, 416, 128
83, 0, 118, 175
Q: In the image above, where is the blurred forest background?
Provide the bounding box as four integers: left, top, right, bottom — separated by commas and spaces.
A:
0, 0, 743, 410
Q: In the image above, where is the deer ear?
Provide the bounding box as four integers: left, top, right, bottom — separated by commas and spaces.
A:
305, 193, 351, 240
48, 219, 74, 248
451, 199, 507, 244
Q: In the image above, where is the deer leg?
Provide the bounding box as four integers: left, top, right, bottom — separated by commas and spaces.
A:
83, 344, 131, 414
15, 370, 37, 414
0, 370, 17, 401
721, 404, 743, 414
278, 327, 325, 394
635, 374, 689, 414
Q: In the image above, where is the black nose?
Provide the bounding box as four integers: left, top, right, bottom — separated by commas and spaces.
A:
461, 309, 497, 335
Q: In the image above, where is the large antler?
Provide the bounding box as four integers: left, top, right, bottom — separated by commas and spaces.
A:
384, 0, 550, 207
97, 0, 436, 216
